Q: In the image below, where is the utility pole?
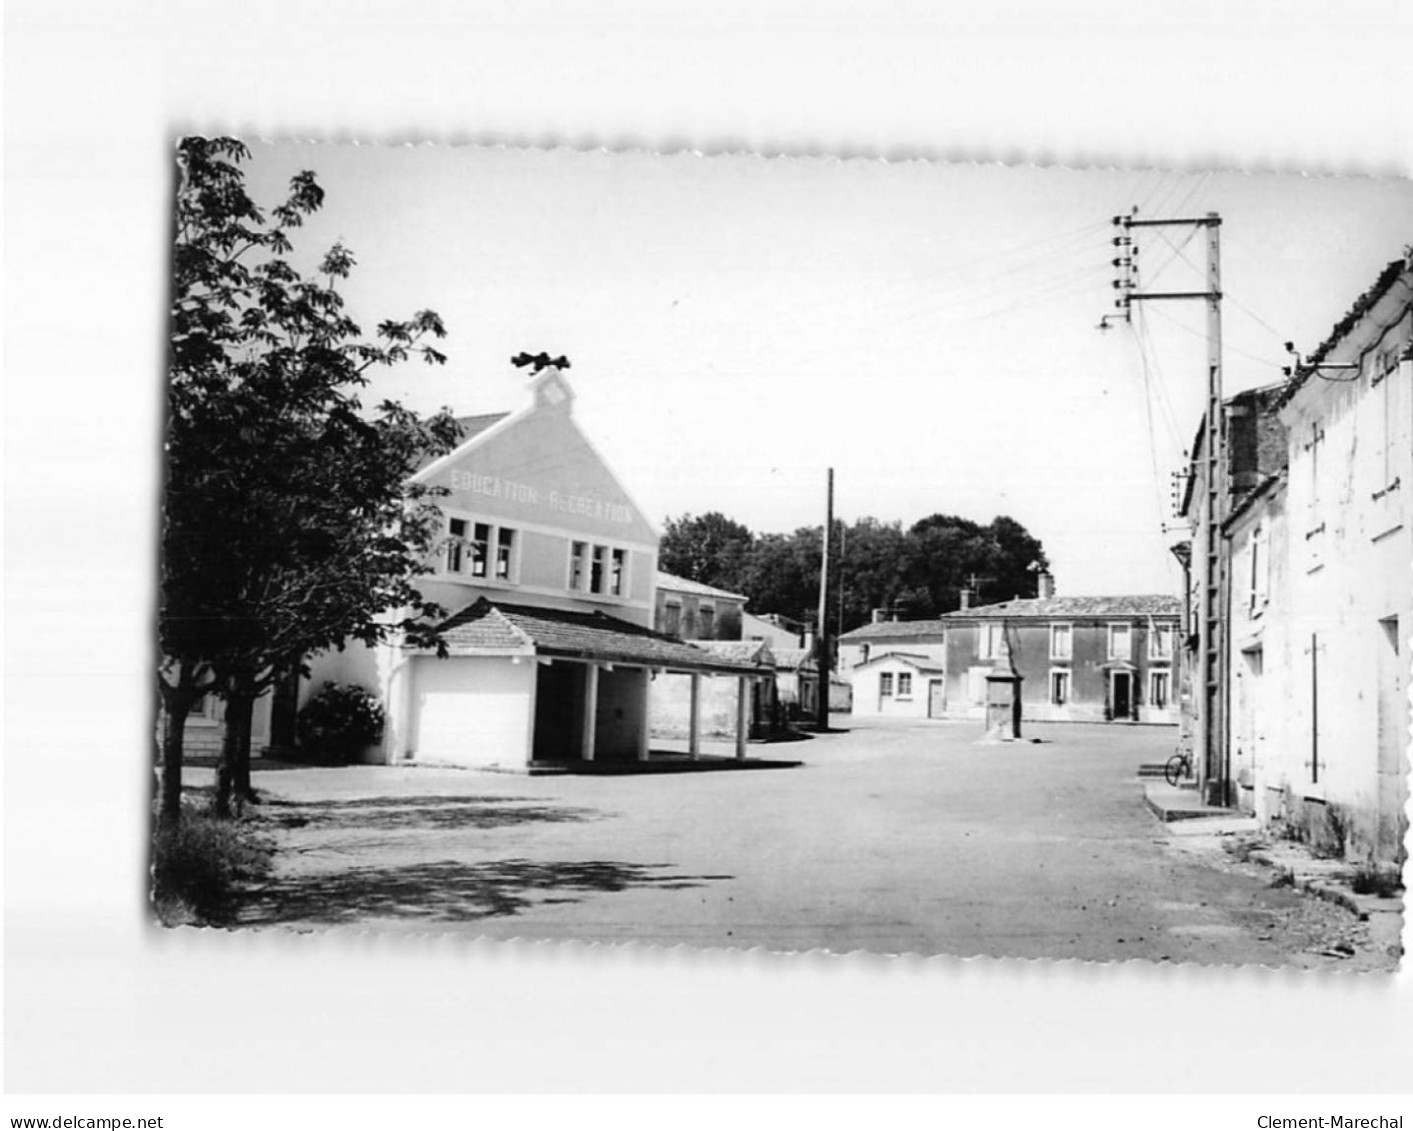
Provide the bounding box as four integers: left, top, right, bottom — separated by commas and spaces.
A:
815, 467, 833, 732
1102, 209, 1225, 804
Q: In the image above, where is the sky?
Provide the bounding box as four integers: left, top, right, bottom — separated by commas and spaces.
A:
238, 144, 1412, 599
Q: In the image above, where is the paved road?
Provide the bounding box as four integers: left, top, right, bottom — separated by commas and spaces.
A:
237, 718, 1379, 967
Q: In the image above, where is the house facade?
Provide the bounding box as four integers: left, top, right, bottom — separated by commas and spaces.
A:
851, 651, 947, 719
298, 367, 762, 769
742, 611, 806, 652
836, 615, 948, 685
837, 597, 1180, 724
1223, 258, 1411, 864
1176, 381, 1291, 804
653, 572, 747, 641
940, 596, 1182, 724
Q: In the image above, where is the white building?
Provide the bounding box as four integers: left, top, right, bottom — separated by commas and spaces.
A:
1245, 257, 1412, 863
302, 366, 762, 769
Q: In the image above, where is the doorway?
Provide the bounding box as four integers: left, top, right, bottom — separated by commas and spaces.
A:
532, 662, 583, 762
928, 679, 945, 718
1111, 670, 1133, 720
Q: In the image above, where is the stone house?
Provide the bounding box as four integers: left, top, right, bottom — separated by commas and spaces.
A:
1228, 257, 1411, 864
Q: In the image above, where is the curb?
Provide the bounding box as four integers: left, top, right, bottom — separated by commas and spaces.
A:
1301, 879, 1367, 920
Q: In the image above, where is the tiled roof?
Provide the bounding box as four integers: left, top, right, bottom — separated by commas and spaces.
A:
697, 639, 773, 666
838, 619, 948, 642
855, 650, 945, 673
430, 598, 762, 673
942, 595, 1182, 619
655, 571, 748, 602
770, 647, 815, 670
1273, 259, 1411, 409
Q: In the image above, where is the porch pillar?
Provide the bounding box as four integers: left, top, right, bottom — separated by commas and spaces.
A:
688, 673, 702, 759
637, 669, 651, 761
581, 664, 599, 762
735, 675, 750, 760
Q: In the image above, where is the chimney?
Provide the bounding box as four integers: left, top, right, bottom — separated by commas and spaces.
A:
871, 608, 886, 625
959, 588, 972, 610
1037, 570, 1055, 600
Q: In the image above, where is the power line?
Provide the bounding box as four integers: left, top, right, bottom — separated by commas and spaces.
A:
1146, 302, 1285, 370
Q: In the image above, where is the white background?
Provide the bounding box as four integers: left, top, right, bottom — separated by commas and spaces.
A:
5, 0, 1412, 1097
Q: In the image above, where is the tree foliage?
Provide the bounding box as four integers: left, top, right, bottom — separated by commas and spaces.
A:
658, 512, 754, 591
160, 137, 461, 820
660, 510, 1050, 633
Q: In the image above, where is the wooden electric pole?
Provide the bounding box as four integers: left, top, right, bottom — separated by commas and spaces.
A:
1105, 208, 1225, 803
815, 468, 833, 732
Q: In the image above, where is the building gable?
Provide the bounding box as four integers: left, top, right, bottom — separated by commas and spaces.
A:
417, 369, 658, 548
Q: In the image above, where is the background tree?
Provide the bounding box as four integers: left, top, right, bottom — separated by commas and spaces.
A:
161, 137, 461, 822
658, 511, 754, 591
655, 508, 1050, 635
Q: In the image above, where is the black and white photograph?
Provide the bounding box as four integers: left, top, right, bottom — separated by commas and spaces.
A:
153, 139, 1409, 968
7, 0, 1413, 1112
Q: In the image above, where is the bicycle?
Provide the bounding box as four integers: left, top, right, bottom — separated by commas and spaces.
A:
1164, 746, 1193, 788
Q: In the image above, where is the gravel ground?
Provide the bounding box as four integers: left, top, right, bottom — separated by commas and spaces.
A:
218, 718, 1400, 970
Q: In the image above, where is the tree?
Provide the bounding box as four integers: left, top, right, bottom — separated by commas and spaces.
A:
160, 137, 461, 822
738, 527, 821, 625
658, 512, 754, 591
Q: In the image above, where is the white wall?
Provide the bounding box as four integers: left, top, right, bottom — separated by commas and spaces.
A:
407, 655, 537, 768
852, 659, 933, 718
1264, 347, 1412, 862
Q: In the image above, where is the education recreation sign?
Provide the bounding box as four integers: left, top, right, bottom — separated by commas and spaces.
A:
449, 470, 636, 526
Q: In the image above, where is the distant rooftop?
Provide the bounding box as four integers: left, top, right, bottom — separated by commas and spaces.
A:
838, 619, 948, 642
942, 595, 1182, 619
655, 571, 748, 602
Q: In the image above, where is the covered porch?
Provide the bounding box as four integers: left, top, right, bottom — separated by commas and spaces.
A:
413, 597, 772, 772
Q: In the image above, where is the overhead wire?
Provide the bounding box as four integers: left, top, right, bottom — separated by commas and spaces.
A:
1128, 308, 1175, 533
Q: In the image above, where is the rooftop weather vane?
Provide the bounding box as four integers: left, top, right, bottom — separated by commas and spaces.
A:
511, 352, 571, 372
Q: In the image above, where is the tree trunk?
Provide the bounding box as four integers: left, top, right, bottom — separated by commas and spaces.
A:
158, 673, 201, 827
214, 681, 255, 818
160, 695, 192, 827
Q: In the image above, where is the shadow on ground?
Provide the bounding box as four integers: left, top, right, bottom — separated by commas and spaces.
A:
239, 857, 733, 926
261, 795, 602, 832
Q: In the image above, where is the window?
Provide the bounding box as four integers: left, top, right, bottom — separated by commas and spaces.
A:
1248, 526, 1268, 613
470, 523, 491, 577
698, 603, 716, 639
444, 516, 518, 583
590, 544, 606, 593
1050, 670, 1070, 706
979, 623, 1004, 659
446, 518, 468, 573
1108, 623, 1131, 660
569, 541, 587, 590
897, 672, 913, 698
1380, 356, 1405, 491
1050, 623, 1072, 660
1150, 671, 1170, 710
880, 672, 894, 697
495, 527, 515, 579
663, 602, 681, 637
1150, 623, 1174, 659
572, 542, 631, 596
610, 548, 627, 596
1306, 422, 1324, 513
